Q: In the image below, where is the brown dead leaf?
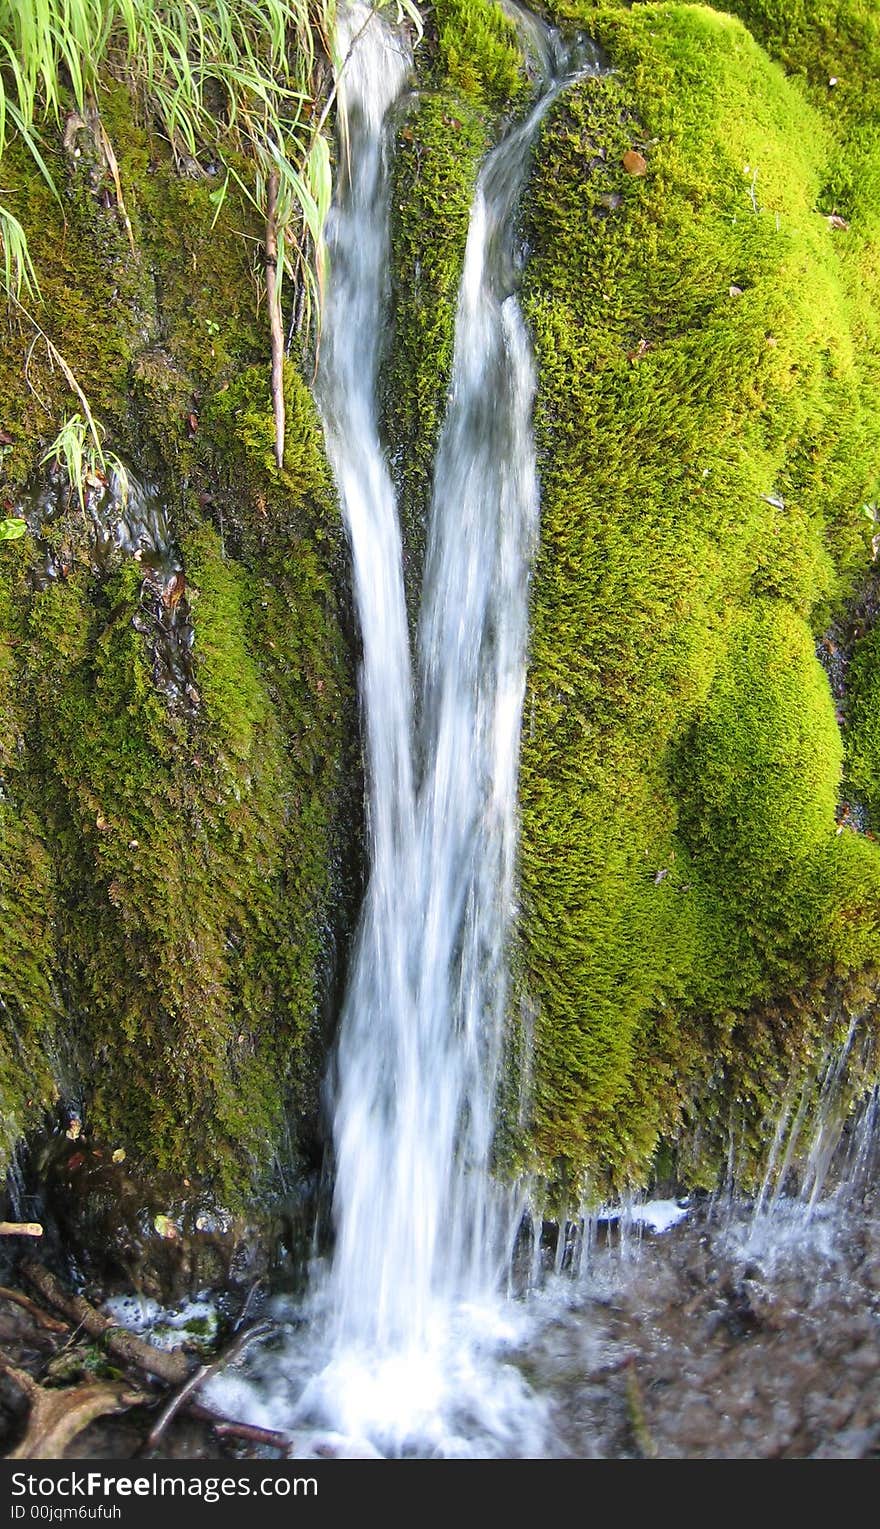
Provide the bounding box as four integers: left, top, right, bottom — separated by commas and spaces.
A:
162, 571, 186, 609
622, 149, 647, 176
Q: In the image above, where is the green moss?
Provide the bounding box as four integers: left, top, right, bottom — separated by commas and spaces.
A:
673, 604, 841, 939
516, 2, 880, 1190
380, 3, 532, 609
4, 0, 880, 1209
0, 86, 348, 1200
0, 547, 60, 1157
433, 0, 529, 113
844, 622, 880, 823
382, 91, 490, 603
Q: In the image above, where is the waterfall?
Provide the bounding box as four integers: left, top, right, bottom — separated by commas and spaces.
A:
296, 2, 590, 1450
195, 11, 880, 1458
203, 2, 596, 1456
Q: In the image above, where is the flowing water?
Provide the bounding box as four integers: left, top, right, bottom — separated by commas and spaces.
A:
205, 2, 598, 1456
201, 6, 880, 1457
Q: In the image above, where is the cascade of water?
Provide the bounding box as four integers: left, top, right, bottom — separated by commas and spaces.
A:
282, 1, 597, 1450
310, 2, 418, 1356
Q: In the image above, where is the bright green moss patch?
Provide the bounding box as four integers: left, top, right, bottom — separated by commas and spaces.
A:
518, 2, 880, 1191
434, 0, 529, 112
674, 604, 842, 919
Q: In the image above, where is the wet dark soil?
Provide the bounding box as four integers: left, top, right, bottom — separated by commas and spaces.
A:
524, 1193, 880, 1459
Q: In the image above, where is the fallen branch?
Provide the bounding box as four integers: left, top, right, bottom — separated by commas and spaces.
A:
144, 1319, 273, 1453
18, 1264, 286, 1457
0, 1286, 69, 1333
0, 1222, 43, 1238
0, 1352, 142, 1459
21, 1263, 192, 1387
188, 1403, 292, 1451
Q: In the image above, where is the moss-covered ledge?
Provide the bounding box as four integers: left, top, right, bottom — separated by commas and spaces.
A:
0, 80, 352, 1233
380, 0, 531, 612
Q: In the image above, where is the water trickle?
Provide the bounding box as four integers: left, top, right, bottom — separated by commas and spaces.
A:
315, 3, 600, 1433
205, 2, 599, 1456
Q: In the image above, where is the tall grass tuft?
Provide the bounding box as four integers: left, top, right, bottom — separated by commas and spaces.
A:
0, 2, 421, 415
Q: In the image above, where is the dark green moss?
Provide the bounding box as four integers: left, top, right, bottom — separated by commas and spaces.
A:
0, 88, 348, 1201
844, 621, 880, 824
0, 547, 60, 1159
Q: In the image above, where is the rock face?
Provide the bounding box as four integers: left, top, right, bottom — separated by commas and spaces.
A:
1, 0, 880, 1260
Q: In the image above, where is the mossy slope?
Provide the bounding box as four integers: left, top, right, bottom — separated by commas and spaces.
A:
518, 1, 880, 1190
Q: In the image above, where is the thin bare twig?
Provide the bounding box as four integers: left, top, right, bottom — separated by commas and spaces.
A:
8, 292, 103, 451
143, 1319, 273, 1453
209, 1416, 293, 1450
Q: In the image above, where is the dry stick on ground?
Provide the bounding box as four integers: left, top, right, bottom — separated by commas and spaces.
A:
0, 1285, 69, 1332
21, 1262, 192, 1387
143, 1319, 275, 1454
0, 1222, 43, 1238
265, 169, 286, 472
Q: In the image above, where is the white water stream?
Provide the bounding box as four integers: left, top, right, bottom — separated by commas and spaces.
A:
206, 3, 594, 1456
201, 6, 879, 1458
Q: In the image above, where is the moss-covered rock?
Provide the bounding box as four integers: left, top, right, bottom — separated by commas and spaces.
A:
5, 0, 880, 1234
0, 80, 351, 1215
515, 1, 880, 1192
